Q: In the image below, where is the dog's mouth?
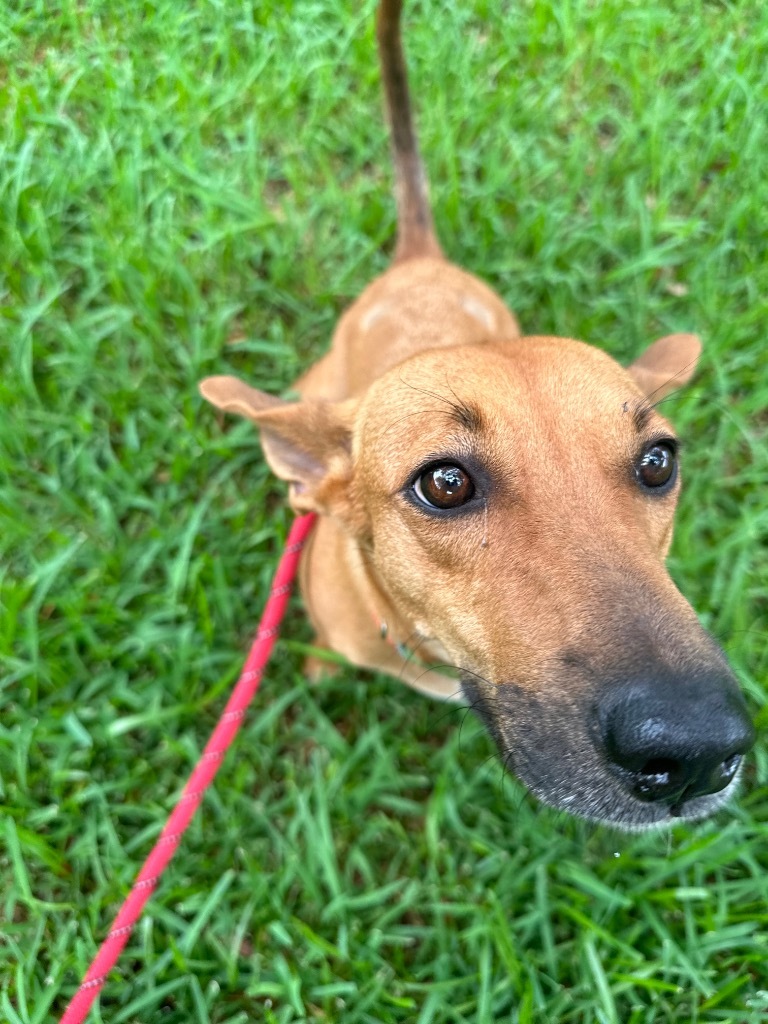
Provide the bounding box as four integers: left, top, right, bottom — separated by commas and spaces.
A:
508, 741, 744, 832
461, 673, 752, 832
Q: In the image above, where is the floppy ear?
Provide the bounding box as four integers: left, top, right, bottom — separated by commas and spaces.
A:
199, 375, 357, 517
628, 333, 702, 400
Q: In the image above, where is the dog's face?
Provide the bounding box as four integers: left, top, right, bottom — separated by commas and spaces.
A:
201, 333, 754, 830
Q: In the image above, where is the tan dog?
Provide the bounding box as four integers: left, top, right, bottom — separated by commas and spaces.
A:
201, 0, 753, 829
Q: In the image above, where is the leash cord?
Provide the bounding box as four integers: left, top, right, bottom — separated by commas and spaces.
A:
58, 512, 317, 1024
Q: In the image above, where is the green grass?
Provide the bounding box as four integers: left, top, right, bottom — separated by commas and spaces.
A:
1, 0, 767, 1021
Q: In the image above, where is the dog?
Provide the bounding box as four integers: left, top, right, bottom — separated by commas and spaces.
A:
200, 0, 754, 830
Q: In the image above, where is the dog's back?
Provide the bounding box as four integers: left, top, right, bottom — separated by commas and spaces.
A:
296, 0, 519, 401
200, 1, 754, 830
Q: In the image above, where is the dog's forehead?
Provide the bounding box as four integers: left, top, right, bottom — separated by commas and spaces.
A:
356, 338, 649, 455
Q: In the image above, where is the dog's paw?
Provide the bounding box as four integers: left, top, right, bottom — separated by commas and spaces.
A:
304, 654, 341, 685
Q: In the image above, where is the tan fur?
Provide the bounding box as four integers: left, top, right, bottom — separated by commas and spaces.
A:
202, 268, 704, 700
198, 1, 750, 829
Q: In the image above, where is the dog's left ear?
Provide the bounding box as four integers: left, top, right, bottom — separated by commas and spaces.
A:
199, 375, 358, 518
628, 333, 702, 400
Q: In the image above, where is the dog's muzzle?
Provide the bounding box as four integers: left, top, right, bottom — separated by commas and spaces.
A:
596, 671, 754, 815
462, 660, 755, 830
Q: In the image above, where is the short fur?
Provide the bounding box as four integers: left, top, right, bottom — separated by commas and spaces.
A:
200, 1, 752, 829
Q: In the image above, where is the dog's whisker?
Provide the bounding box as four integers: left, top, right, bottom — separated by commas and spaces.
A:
198, 0, 755, 835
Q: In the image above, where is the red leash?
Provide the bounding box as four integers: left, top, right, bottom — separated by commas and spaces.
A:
58, 512, 317, 1024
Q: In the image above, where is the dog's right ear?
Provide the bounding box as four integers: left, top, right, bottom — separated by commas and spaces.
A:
199, 375, 358, 519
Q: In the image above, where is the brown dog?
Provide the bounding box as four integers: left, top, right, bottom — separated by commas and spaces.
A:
201, 0, 753, 829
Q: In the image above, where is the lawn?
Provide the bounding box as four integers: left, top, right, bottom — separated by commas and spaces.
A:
1, 0, 767, 1022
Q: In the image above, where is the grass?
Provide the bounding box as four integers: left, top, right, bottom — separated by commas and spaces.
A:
1, 0, 767, 1021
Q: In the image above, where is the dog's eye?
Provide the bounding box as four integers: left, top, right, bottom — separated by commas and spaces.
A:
413, 464, 475, 509
636, 442, 677, 490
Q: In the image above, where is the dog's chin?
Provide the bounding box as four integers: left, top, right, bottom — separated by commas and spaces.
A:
461, 675, 742, 833
518, 760, 743, 833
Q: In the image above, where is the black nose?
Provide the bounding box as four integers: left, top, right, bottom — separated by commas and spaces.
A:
599, 673, 755, 809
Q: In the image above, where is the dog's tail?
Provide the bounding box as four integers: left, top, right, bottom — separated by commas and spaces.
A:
377, 0, 443, 262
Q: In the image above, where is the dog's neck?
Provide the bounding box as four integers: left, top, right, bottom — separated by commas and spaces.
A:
347, 540, 446, 667
301, 519, 455, 691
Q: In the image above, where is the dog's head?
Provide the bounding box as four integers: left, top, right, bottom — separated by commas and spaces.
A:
200, 332, 754, 830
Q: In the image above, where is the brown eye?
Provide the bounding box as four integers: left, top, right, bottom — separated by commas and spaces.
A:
637, 443, 677, 490
413, 463, 475, 509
